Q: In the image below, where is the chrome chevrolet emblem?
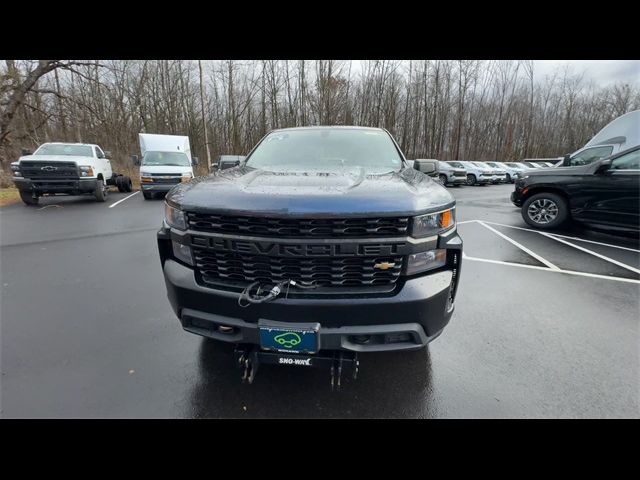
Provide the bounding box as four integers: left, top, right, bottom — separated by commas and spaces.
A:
374, 261, 396, 270
41, 166, 58, 171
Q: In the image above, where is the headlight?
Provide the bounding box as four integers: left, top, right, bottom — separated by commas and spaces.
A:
412, 208, 455, 238
79, 165, 94, 177
165, 203, 187, 230
11, 163, 21, 176
406, 249, 447, 276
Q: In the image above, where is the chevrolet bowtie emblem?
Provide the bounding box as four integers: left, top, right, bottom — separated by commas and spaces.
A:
374, 262, 396, 270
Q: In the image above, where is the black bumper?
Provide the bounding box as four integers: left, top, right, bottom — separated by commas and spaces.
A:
511, 189, 524, 207
141, 183, 179, 192
13, 177, 97, 195
158, 226, 462, 353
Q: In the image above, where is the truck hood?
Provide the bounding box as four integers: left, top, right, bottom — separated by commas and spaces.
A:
18, 154, 90, 164
522, 164, 593, 177
167, 166, 455, 217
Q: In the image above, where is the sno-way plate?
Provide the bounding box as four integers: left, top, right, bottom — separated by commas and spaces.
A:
258, 319, 320, 354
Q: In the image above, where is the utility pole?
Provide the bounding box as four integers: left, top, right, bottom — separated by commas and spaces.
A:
198, 60, 212, 171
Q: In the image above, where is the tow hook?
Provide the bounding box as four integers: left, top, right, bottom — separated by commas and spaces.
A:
234, 345, 359, 390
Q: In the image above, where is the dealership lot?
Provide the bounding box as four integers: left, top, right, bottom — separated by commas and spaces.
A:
1, 184, 638, 418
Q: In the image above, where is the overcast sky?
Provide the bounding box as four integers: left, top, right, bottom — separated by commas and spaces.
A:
534, 60, 639, 86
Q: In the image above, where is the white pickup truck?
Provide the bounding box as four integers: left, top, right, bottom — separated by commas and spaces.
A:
11, 142, 132, 205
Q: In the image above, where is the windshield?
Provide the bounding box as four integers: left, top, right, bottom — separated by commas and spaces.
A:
245, 128, 404, 172
473, 162, 489, 168
486, 162, 500, 168
34, 144, 93, 157
142, 151, 191, 166
447, 161, 464, 168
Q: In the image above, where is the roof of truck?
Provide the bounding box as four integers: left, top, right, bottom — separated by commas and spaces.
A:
40, 142, 99, 147
271, 126, 385, 133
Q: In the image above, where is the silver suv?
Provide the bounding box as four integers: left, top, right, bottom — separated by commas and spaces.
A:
438, 161, 467, 186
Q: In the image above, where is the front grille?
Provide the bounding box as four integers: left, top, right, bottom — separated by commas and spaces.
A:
194, 249, 403, 288
20, 161, 78, 179
146, 174, 182, 184
187, 213, 409, 238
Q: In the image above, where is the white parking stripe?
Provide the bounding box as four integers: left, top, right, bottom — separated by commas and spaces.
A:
462, 253, 640, 284
476, 220, 560, 270
479, 220, 640, 253
108, 191, 139, 209
540, 232, 640, 275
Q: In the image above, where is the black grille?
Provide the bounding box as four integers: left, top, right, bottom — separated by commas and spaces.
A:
194, 249, 403, 288
20, 161, 78, 179
187, 213, 409, 238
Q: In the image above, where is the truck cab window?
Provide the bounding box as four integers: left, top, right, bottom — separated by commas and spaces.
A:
569, 146, 613, 166
611, 150, 640, 170
95, 147, 105, 159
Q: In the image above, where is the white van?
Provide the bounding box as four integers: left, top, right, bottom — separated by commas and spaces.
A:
133, 133, 198, 200
561, 110, 640, 167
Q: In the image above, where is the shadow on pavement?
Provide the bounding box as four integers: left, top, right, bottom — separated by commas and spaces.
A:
187, 338, 438, 418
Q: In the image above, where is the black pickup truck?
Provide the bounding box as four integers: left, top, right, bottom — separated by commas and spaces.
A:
157, 126, 463, 385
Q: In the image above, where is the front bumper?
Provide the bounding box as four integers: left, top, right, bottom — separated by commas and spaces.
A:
13, 177, 97, 194
141, 183, 179, 192
449, 175, 467, 185
158, 227, 463, 353
511, 189, 524, 207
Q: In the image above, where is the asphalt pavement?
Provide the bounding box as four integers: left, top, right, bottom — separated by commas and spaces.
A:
1, 184, 638, 418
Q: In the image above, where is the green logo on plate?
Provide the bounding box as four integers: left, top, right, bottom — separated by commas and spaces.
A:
274, 332, 302, 348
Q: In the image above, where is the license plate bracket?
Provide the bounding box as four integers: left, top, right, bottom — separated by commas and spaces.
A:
258, 319, 320, 354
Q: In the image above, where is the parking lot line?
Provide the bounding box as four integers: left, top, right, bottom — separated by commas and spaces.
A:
539, 232, 640, 275
480, 220, 640, 253
108, 191, 139, 209
476, 220, 560, 270
462, 253, 640, 284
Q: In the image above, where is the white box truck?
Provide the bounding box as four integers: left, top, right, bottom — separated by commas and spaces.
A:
133, 133, 199, 200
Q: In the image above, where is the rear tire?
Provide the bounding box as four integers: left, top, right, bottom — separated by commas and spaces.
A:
123, 176, 132, 192
19, 191, 39, 206
466, 174, 477, 186
95, 179, 107, 202
116, 176, 125, 192
522, 192, 569, 230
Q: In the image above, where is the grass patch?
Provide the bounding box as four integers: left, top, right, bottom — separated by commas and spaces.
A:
0, 188, 21, 207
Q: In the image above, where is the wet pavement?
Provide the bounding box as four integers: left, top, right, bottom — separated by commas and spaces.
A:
1, 184, 638, 418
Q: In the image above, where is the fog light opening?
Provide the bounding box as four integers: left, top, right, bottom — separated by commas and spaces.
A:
218, 325, 235, 334
351, 335, 371, 345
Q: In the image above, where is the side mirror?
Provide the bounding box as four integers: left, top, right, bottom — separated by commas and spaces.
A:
220, 160, 240, 170
595, 159, 612, 174
562, 154, 571, 167
132, 154, 140, 166
192, 157, 199, 166
413, 159, 439, 175
21, 149, 33, 156
104, 151, 112, 159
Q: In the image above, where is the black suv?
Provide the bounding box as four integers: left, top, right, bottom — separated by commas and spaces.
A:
157, 127, 462, 379
511, 146, 640, 233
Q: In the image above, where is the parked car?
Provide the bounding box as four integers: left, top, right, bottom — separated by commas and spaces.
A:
157, 126, 463, 385
459, 161, 493, 185
438, 161, 467, 186
473, 161, 507, 183
11, 142, 132, 205
409, 158, 440, 180
559, 110, 639, 167
486, 162, 522, 183
511, 145, 640, 233
133, 133, 199, 200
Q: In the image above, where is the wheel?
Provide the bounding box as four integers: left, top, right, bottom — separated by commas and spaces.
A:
521, 192, 569, 229
123, 176, 132, 192
506, 173, 512, 183
95, 178, 107, 202
19, 190, 39, 206
466, 174, 477, 186
142, 191, 153, 200
438, 174, 448, 186
115, 176, 125, 192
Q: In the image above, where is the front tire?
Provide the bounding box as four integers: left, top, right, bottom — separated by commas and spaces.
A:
142, 191, 153, 200
19, 191, 39, 206
438, 174, 448, 186
506, 173, 512, 183
95, 179, 107, 202
467, 174, 477, 186
522, 192, 569, 229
